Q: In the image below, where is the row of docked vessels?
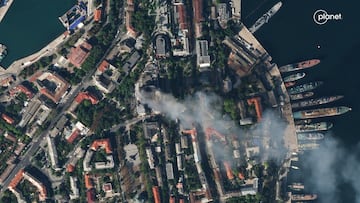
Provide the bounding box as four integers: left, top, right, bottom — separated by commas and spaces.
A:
282, 60, 323, 202
280, 58, 352, 121
288, 182, 318, 201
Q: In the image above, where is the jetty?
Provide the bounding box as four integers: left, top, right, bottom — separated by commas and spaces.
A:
0, 0, 14, 23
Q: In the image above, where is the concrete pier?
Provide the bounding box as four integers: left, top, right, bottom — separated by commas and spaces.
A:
238, 25, 298, 152
0, 0, 14, 23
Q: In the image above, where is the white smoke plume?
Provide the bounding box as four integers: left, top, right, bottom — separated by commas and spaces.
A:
302, 134, 360, 203
139, 90, 287, 162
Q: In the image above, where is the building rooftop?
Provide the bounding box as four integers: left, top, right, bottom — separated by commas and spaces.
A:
125, 0, 137, 38
152, 186, 161, 203
90, 138, 112, 154
35, 72, 70, 103
69, 176, 80, 199
66, 129, 80, 144
193, 0, 203, 23
2, 113, 14, 124
68, 42, 93, 68
94, 8, 102, 22
155, 35, 167, 57
84, 174, 93, 189
196, 40, 211, 68
67, 164, 75, 173
86, 188, 96, 203
75, 92, 99, 104
122, 51, 141, 73
97, 60, 109, 73
102, 183, 113, 192
9, 84, 33, 99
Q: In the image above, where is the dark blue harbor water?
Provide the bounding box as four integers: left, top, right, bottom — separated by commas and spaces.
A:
0, 0, 75, 67
243, 1, 360, 202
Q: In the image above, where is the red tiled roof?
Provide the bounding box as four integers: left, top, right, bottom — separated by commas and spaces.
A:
177, 5, 187, 30
9, 169, 24, 189
10, 85, 33, 99
94, 9, 102, 22
4, 133, 17, 143
2, 114, 14, 125
193, 0, 204, 23
66, 129, 80, 144
97, 60, 109, 72
38, 73, 70, 103
152, 186, 161, 203
90, 138, 112, 154
68, 42, 92, 68
86, 188, 95, 203
170, 196, 175, 203
84, 174, 93, 189
75, 92, 99, 105
67, 164, 75, 173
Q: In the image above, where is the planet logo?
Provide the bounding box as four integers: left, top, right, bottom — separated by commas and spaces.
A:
313, 9, 342, 25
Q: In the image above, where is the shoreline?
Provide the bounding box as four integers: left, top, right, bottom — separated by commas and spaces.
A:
0, 32, 67, 75
0, 0, 14, 23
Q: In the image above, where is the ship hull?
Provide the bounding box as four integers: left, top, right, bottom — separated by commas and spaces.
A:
283, 72, 306, 82
290, 92, 314, 100
296, 122, 333, 133
288, 81, 323, 95
249, 2, 282, 33
280, 59, 320, 73
297, 133, 325, 141
293, 106, 352, 119
291, 95, 344, 108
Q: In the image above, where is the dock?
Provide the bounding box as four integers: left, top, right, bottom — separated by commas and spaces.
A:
238, 25, 298, 152
0, 0, 14, 23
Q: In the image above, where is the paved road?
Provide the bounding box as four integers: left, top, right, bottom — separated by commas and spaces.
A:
108, 114, 154, 133
0, 0, 129, 196
0, 27, 123, 194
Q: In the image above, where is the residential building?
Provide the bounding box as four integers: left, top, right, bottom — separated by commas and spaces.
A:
196, 40, 211, 69
68, 42, 92, 68
122, 51, 141, 73
166, 163, 174, 180
69, 176, 80, 200
34, 72, 70, 103
47, 135, 60, 171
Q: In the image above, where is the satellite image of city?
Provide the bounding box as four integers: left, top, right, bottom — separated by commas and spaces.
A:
0, 0, 358, 202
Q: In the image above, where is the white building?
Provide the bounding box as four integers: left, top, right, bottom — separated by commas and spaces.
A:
69, 176, 80, 200
196, 40, 211, 69
47, 135, 60, 171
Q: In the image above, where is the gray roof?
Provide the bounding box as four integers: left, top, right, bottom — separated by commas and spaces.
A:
155, 35, 166, 56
